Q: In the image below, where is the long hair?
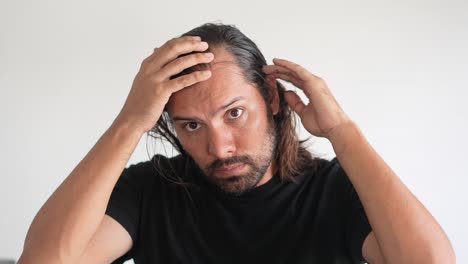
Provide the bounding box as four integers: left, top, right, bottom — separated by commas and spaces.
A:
148, 23, 322, 185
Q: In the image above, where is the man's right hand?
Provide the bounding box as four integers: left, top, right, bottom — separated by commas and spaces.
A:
115, 36, 213, 134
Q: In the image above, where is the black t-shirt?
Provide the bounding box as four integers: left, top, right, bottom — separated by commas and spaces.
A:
105, 154, 372, 264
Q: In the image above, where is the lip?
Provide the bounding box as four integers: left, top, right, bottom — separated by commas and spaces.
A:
213, 163, 246, 177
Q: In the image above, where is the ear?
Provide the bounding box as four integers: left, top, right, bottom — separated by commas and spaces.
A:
265, 76, 280, 115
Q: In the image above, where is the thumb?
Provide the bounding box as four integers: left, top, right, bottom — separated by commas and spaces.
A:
284, 91, 306, 116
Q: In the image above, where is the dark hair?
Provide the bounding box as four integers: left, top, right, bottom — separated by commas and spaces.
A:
148, 22, 322, 185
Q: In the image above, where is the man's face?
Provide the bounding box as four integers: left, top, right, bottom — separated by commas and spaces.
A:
167, 48, 278, 196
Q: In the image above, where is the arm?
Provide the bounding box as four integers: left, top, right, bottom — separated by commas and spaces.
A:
262, 58, 455, 264
328, 121, 455, 263
77, 215, 133, 264
18, 120, 143, 263
18, 36, 214, 263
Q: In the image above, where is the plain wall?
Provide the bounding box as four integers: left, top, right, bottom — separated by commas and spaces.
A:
1, 0, 467, 262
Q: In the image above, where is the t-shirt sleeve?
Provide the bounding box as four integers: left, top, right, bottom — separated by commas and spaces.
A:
334, 158, 373, 263
105, 163, 148, 263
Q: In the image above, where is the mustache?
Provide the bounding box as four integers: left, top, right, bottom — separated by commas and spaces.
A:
207, 155, 254, 172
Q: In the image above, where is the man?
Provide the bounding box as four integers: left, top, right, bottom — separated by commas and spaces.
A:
19, 23, 455, 263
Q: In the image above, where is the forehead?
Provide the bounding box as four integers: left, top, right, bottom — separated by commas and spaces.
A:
167, 50, 262, 116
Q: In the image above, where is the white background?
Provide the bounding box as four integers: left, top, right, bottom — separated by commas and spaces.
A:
1, 0, 467, 262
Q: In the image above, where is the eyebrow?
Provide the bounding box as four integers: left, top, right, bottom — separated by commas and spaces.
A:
172, 96, 246, 122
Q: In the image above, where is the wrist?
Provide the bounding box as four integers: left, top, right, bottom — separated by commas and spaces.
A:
327, 121, 366, 156
110, 116, 146, 139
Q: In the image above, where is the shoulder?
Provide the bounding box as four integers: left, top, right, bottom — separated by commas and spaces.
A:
114, 155, 181, 188
123, 154, 200, 189
125, 154, 187, 177
299, 156, 354, 196
317, 157, 344, 174
316, 157, 350, 181
300, 156, 346, 180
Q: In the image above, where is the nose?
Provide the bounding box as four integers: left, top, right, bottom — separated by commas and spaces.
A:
207, 126, 236, 159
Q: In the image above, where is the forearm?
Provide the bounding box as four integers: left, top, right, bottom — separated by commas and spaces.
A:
19, 119, 143, 263
329, 121, 455, 263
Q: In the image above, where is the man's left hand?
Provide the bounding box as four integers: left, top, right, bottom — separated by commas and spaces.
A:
262, 58, 352, 140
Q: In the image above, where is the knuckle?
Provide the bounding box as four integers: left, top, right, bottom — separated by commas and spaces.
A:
293, 64, 303, 73
141, 57, 151, 65
176, 76, 189, 87
140, 65, 151, 75
167, 42, 178, 53
175, 36, 193, 47
172, 57, 184, 68
149, 73, 162, 83
162, 38, 175, 49
315, 77, 327, 87
184, 35, 196, 41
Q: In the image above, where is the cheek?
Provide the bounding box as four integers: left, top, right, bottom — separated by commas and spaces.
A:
179, 133, 200, 154
233, 108, 269, 149
177, 131, 209, 163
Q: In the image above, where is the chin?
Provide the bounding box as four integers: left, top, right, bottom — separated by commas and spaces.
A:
213, 175, 259, 196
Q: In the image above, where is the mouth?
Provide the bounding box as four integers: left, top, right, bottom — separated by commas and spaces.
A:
213, 163, 246, 177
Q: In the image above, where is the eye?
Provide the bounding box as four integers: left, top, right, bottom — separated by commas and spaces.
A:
227, 108, 244, 119
184, 122, 200, 132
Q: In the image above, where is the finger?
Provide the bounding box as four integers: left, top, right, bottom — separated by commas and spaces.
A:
146, 36, 209, 72
262, 65, 302, 80
272, 58, 320, 82
150, 36, 207, 66
264, 75, 277, 89
262, 65, 291, 74
165, 70, 212, 93
284, 91, 306, 117
189, 36, 202, 41
262, 65, 289, 74
269, 72, 304, 89
142, 36, 201, 66
153, 52, 214, 81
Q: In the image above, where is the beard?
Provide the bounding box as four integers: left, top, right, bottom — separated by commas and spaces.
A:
203, 123, 278, 196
